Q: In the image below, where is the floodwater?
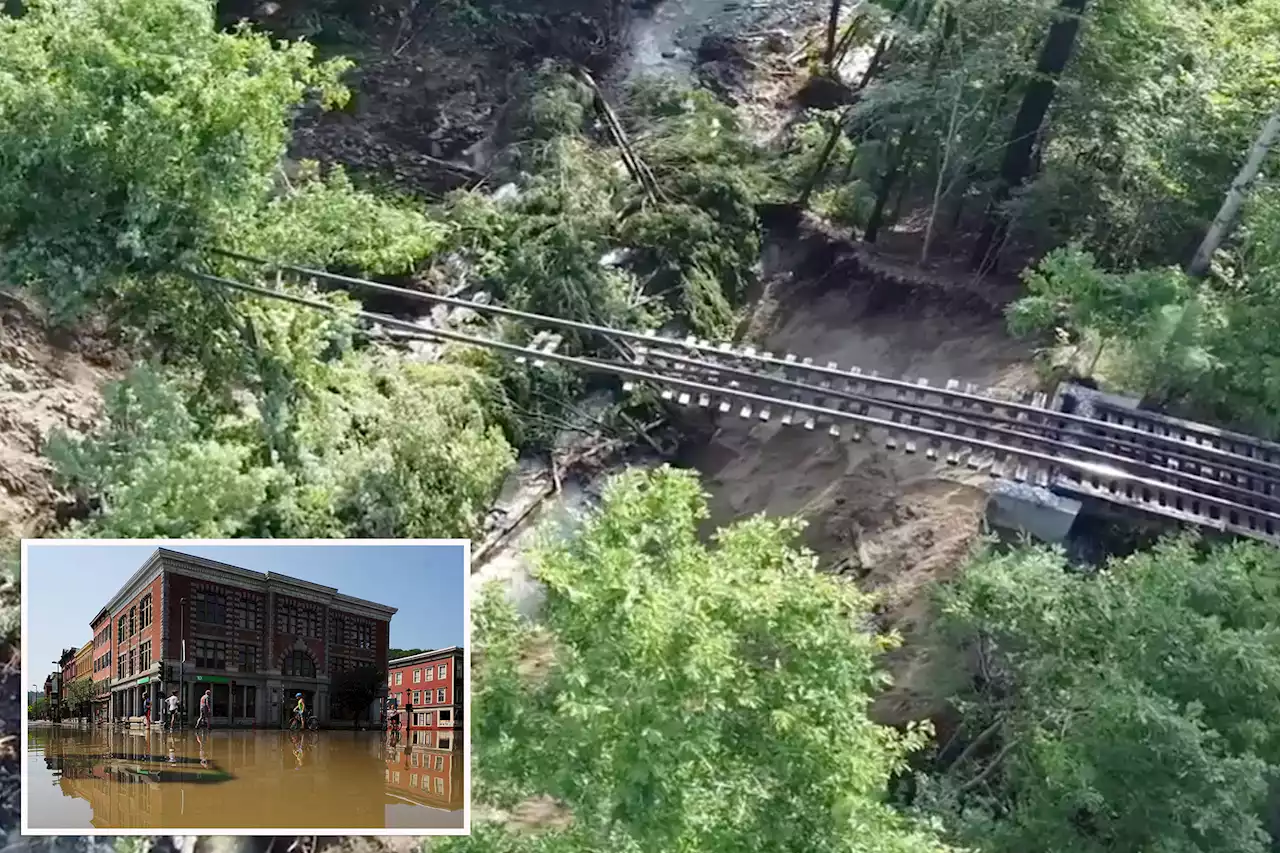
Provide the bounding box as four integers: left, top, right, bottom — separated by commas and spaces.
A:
25, 727, 465, 831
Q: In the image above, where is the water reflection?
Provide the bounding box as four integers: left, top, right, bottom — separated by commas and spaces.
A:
27, 727, 465, 830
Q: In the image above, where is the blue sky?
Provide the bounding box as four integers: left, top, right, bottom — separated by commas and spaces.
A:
24, 542, 466, 691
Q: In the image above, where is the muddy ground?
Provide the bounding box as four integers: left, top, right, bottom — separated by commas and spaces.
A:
678, 217, 1035, 724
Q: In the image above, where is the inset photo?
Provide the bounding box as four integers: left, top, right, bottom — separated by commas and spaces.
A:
21, 539, 470, 835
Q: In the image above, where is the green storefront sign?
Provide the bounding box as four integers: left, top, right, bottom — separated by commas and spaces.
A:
194, 675, 230, 684
136, 677, 151, 685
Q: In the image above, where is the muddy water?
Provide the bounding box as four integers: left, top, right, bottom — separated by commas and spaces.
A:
25, 727, 464, 831
615, 0, 807, 83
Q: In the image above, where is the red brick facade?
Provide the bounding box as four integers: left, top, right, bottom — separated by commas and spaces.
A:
387, 648, 464, 734
93, 548, 397, 727
112, 573, 164, 685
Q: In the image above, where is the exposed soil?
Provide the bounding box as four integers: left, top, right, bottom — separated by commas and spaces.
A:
286, 0, 634, 196
0, 294, 125, 541
680, 218, 1038, 725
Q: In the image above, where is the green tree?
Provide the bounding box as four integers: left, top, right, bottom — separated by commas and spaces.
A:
923, 536, 1280, 853
63, 678, 96, 720
48, 355, 515, 541
444, 467, 954, 853
0, 0, 351, 316
331, 665, 385, 723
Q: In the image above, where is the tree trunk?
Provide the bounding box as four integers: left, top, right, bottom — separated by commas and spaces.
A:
920, 13, 962, 263
1188, 107, 1280, 278
798, 107, 852, 208
865, 128, 916, 243
971, 0, 1089, 272
825, 0, 843, 69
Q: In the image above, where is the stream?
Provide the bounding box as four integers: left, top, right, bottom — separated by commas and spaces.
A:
612, 0, 809, 83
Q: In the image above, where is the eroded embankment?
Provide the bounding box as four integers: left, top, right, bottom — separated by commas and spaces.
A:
676, 216, 1037, 724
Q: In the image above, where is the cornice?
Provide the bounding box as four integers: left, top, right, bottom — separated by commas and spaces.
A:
389, 646, 464, 667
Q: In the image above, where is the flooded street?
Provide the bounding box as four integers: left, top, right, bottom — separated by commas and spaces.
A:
26, 727, 464, 831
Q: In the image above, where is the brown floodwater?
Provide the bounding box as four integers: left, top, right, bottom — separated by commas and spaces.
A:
26, 726, 465, 830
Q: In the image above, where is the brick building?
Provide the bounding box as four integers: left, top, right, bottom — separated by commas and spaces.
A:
90, 606, 113, 725
98, 548, 397, 727
386, 648, 463, 746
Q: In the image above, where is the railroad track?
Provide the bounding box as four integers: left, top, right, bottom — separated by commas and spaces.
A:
189, 254, 1280, 547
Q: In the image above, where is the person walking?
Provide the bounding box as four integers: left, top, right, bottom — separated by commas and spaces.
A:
198, 688, 212, 731
142, 694, 151, 728
165, 691, 180, 731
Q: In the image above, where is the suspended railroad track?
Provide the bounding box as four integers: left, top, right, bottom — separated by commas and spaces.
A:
188, 252, 1280, 548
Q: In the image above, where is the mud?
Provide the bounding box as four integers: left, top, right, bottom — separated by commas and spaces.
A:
0, 294, 124, 541
678, 220, 1038, 724
288, 0, 634, 195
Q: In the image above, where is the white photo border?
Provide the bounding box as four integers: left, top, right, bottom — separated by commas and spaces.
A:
19, 537, 472, 837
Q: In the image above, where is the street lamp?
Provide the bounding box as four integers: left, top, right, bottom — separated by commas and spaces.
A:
179, 597, 186, 725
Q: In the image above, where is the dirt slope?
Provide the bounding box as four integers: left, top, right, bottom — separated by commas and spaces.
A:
0, 294, 123, 540
683, 222, 1037, 724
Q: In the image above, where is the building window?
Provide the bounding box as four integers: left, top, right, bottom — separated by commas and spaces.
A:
435, 777, 444, 794
435, 754, 444, 771
424, 667, 433, 682
395, 672, 402, 685
413, 669, 421, 683
436, 688, 446, 704
139, 641, 151, 672
282, 650, 316, 678
276, 599, 322, 638
424, 711, 433, 725
117, 655, 124, 680
410, 691, 420, 704
411, 753, 419, 768
128, 648, 136, 677
231, 595, 263, 631
437, 664, 447, 680
437, 734, 452, 750
193, 591, 227, 625
140, 595, 152, 630
411, 773, 419, 788
332, 614, 374, 650
129, 607, 137, 636
439, 708, 451, 726
193, 639, 227, 670
239, 645, 258, 673
118, 615, 127, 638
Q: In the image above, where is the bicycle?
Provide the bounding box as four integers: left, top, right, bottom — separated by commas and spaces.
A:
289, 714, 319, 732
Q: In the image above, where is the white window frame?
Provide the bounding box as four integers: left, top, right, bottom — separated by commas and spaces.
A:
413, 669, 420, 683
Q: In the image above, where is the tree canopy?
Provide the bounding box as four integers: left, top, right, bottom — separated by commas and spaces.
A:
445, 467, 954, 853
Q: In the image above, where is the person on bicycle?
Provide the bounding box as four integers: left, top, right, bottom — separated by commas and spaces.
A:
292, 693, 307, 729
198, 688, 212, 729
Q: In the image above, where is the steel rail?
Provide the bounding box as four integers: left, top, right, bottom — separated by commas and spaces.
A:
209, 249, 1280, 482
632, 348, 1280, 513
184, 267, 1280, 544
